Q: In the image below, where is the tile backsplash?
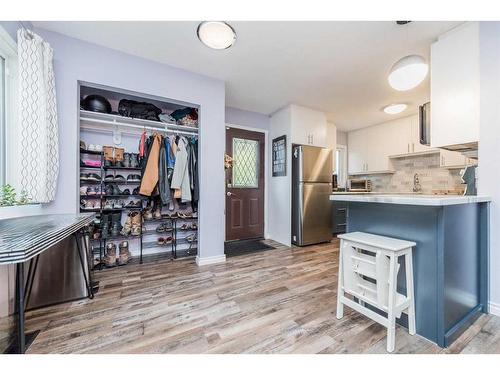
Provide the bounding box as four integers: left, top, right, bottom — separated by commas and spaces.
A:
354, 153, 464, 193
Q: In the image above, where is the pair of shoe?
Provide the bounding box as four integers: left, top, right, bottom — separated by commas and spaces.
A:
125, 200, 141, 208
104, 241, 131, 267
121, 211, 142, 236
143, 207, 162, 221
104, 184, 124, 196
123, 153, 140, 168
127, 174, 141, 182
104, 174, 126, 182
177, 212, 194, 219
80, 186, 102, 196
81, 199, 101, 210
80, 173, 101, 181
101, 213, 122, 238
157, 236, 173, 246
156, 222, 173, 233
86, 144, 103, 152
179, 223, 197, 231
104, 199, 125, 210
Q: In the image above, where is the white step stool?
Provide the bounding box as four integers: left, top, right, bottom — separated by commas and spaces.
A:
336, 232, 416, 352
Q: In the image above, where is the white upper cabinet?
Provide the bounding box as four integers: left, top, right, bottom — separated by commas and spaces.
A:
348, 128, 369, 174
430, 22, 480, 148
290, 105, 330, 148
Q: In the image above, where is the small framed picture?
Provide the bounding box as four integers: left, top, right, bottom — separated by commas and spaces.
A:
272, 135, 287, 177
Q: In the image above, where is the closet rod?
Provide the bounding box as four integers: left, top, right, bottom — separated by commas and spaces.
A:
80, 117, 198, 136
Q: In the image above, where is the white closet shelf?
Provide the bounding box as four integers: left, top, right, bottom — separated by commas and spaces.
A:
79, 109, 198, 135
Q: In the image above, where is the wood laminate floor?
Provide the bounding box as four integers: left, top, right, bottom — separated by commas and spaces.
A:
22, 239, 500, 354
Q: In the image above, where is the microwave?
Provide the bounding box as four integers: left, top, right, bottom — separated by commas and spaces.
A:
348, 179, 372, 192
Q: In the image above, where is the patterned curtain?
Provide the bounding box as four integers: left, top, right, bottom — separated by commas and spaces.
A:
17, 29, 58, 203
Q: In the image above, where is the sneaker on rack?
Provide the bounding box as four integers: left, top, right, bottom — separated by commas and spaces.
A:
104, 174, 114, 182
127, 174, 141, 182
80, 186, 88, 196
104, 185, 114, 196
115, 174, 126, 182
112, 184, 122, 195
87, 173, 101, 182
104, 200, 113, 210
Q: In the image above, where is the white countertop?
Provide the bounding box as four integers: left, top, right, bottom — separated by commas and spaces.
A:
329, 193, 491, 206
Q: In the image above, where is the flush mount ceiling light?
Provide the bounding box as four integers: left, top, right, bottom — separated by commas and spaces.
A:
388, 54, 429, 91
197, 21, 236, 50
383, 103, 408, 114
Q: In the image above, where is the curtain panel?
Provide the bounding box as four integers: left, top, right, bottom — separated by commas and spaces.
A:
17, 28, 58, 203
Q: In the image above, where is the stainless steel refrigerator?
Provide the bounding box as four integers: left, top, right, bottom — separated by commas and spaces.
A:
291, 145, 333, 246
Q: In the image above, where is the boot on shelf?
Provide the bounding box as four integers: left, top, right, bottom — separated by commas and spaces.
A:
131, 211, 142, 236
121, 212, 132, 236
143, 206, 153, 221
118, 241, 131, 265
104, 242, 117, 267
110, 212, 122, 237
101, 214, 110, 239
130, 153, 139, 168
123, 153, 131, 168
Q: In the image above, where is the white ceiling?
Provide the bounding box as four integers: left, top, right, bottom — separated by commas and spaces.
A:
33, 21, 461, 131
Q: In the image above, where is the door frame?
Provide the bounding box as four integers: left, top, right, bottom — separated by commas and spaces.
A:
225, 123, 268, 241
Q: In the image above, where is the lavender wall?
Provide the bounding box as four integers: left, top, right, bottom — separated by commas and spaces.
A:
33, 28, 226, 262
225, 106, 270, 130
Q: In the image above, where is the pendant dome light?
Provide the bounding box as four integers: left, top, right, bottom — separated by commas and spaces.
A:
388, 21, 429, 91
388, 54, 429, 91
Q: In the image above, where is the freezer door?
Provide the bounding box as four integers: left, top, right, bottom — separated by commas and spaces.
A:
292, 182, 333, 246
295, 145, 333, 183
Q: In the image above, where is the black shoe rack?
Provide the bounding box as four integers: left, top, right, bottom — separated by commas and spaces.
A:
80, 149, 198, 270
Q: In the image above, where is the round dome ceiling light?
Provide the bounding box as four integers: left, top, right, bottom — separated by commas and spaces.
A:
383, 103, 408, 114
388, 54, 429, 91
197, 21, 236, 50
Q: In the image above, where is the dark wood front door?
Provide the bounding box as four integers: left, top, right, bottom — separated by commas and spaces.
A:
225, 127, 265, 241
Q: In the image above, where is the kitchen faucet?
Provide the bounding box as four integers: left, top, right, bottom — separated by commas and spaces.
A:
413, 173, 422, 193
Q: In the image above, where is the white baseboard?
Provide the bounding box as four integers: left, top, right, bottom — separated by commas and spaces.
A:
196, 254, 226, 266
489, 301, 500, 317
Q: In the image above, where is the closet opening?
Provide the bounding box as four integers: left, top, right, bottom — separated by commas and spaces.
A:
77, 81, 200, 270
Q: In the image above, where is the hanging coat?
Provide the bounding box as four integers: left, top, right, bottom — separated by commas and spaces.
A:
171, 136, 192, 202
158, 137, 172, 205
139, 133, 162, 196
188, 138, 199, 202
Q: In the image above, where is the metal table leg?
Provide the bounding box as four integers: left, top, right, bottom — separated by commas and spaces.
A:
16, 263, 25, 353
5, 262, 40, 354
73, 232, 94, 299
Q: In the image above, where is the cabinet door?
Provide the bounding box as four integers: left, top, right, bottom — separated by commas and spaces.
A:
347, 129, 367, 174
364, 126, 388, 172
430, 22, 480, 148
386, 117, 412, 156
440, 149, 467, 168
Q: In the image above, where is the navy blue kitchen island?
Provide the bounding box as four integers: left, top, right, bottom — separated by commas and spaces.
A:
330, 194, 491, 347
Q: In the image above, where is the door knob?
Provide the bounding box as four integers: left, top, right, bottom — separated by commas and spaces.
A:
227, 192, 233, 196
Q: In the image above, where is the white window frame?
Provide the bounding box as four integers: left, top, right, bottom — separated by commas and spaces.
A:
335, 144, 348, 189
0, 26, 18, 189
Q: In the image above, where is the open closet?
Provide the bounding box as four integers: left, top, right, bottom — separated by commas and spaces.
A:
78, 82, 200, 269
